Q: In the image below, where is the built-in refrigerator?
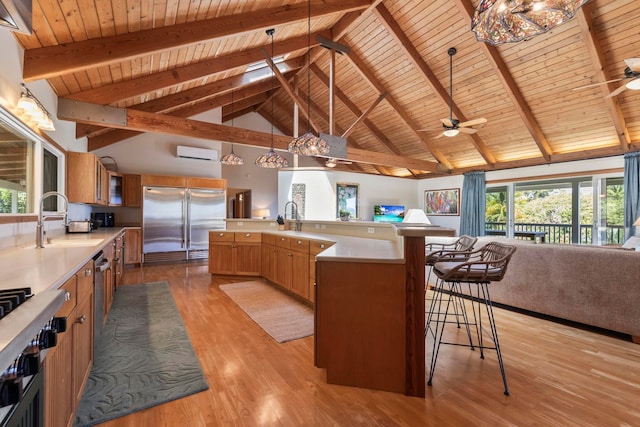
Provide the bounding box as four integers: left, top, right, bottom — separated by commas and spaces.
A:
142, 186, 226, 262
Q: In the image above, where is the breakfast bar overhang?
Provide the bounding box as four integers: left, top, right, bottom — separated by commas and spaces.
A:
314, 225, 456, 397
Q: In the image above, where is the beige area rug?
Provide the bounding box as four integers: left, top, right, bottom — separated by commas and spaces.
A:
220, 281, 314, 343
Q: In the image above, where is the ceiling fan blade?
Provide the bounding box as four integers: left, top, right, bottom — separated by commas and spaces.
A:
572, 77, 624, 91
458, 127, 478, 134
440, 118, 454, 127
458, 117, 487, 128
605, 83, 629, 99
624, 58, 640, 73
433, 132, 445, 139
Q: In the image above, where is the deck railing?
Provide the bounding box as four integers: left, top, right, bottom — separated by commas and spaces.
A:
485, 222, 625, 245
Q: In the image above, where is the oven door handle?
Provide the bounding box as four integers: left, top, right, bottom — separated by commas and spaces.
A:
96, 259, 111, 273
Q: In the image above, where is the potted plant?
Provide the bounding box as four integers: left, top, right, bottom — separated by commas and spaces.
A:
339, 210, 351, 221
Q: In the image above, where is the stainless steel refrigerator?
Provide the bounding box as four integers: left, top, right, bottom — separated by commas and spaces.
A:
142, 186, 226, 262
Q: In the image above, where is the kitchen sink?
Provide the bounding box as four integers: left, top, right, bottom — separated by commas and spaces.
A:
44, 238, 104, 247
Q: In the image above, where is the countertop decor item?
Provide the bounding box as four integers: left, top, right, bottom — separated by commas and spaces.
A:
471, 0, 589, 45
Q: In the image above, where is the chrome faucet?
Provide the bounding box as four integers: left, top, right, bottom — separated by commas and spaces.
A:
284, 201, 302, 232
36, 191, 69, 248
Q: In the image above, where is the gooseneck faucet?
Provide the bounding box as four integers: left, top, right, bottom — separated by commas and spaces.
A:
284, 200, 302, 232
36, 191, 69, 248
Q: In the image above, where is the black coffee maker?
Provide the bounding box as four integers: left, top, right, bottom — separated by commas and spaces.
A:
92, 212, 115, 227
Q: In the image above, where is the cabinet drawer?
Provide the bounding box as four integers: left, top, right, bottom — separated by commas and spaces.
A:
310, 240, 332, 255
235, 232, 261, 243
262, 233, 276, 245
76, 260, 94, 303
56, 276, 77, 318
209, 231, 234, 242
275, 235, 290, 249
290, 238, 310, 253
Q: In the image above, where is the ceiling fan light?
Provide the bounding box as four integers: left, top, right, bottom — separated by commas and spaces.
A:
443, 128, 459, 137
625, 78, 640, 90
325, 159, 337, 168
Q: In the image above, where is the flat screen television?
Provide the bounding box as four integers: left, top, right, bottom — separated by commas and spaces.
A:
373, 205, 405, 223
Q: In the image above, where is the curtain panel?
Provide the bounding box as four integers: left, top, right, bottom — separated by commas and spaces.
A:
624, 151, 640, 239
460, 171, 486, 236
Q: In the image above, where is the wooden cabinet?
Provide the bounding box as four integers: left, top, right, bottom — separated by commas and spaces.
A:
108, 172, 124, 206
308, 240, 333, 304
67, 152, 108, 205
113, 232, 125, 287
141, 174, 187, 187
125, 227, 142, 265
123, 174, 142, 207
275, 237, 310, 299
208, 231, 261, 275
45, 259, 94, 427
186, 177, 227, 190
261, 234, 277, 282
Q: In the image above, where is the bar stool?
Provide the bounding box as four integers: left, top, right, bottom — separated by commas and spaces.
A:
426, 241, 516, 395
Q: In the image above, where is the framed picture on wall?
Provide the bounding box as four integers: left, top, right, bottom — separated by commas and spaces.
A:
424, 188, 460, 216
336, 183, 359, 219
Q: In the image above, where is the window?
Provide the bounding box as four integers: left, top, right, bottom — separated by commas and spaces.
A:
486, 175, 624, 245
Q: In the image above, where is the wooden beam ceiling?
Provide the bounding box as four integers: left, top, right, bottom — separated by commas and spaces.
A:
23, 0, 373, 81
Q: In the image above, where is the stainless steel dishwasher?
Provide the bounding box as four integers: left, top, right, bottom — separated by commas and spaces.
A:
93, 251, 110, 348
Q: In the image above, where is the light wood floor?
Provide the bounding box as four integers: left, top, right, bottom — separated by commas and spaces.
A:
98, 262, 640, 426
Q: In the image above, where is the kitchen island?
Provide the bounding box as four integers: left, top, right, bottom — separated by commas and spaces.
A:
218, 219, 456, 397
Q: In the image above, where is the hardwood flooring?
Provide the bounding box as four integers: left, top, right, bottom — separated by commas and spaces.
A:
97, 262, 640, 426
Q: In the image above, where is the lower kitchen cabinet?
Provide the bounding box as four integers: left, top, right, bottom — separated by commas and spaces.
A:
208, 232, 261, 275
275, 237, 310, 300
44, 259, 94, 427
113, 232, 125, 287
124, 227, 142, 265
261, 235, 277, 283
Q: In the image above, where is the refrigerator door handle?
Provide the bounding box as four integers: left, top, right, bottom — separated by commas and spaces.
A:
182, 190, 191, 248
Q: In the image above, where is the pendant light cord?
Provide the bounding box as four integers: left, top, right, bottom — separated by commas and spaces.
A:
307, 0, 311, 133
271, 29, 275, 149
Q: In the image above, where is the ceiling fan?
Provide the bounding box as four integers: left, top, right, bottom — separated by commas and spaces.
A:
324, 158, 352, 168
419, 47, 487, 138
574, 58, 640, 98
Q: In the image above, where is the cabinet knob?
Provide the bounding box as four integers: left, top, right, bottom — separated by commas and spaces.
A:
246, 233, 251, 237
64, 290, 71, 301
320, 244, 325, 249
85, 268, 92, 276
219, 233, 224, 236
77, 315, 87, 324
297, 240, 302, 245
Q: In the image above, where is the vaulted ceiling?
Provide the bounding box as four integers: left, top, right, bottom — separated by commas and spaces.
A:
12, 0, 640, 178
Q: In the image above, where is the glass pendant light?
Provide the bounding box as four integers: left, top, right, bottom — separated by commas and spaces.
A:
287, 0, 329, 157
256, 29, 289, 169
220, 90, 244, 165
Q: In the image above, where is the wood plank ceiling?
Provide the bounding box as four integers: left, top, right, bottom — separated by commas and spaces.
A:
12, 0, 640, 178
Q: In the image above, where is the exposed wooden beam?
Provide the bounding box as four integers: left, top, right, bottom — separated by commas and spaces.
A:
23, 1, 372, 81
344, 49, 454, 171
77, 69, 298, 139
64, 34, 312, 105
452, 0, 553, 162
261, 49, 324, 133
575, 3, 631, 151
62, 100, 438, 171
373, 3, 496, 167
341, 93, 386, 139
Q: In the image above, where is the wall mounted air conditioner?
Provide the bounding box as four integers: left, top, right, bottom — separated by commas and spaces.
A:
0, 0, 32, 34
176, 145, 218, 161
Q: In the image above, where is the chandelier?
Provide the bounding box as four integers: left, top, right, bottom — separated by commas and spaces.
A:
15, 83, 55, 131
256, 29, 289, 169
287, 0, 329, 157
220, 90, 244, 166
471, 0, 590, 45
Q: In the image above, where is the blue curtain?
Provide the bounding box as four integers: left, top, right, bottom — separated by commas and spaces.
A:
624, 151, 640, 239
460, 171, 486, 236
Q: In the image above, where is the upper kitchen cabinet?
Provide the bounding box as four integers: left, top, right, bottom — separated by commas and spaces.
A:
67, 152, 108, 205
108, 171, 123, 206
186, 177, 227, 190
123, 174, 142, 207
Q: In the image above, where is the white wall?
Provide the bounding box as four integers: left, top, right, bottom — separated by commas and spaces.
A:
277, 169, 419, 221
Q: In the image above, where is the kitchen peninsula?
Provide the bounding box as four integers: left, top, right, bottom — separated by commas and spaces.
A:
215, 219, 456, 397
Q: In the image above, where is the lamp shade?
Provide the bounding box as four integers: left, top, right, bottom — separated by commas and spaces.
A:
288, 131, 330, 156
402, 209, 432, 224
255, 148, 289, 168
471, 0, 589, 45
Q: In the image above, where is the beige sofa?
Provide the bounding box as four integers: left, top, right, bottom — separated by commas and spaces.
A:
439, 237, 640, 342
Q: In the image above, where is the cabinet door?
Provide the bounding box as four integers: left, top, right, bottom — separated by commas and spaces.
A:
276, 248, 292, 288
124, 228, 142, 265
45, 321, 74, 427
99, 161, 109, 205
123, 174, 142, 207
235, 243, 261, 276
261, 244, 276, 281
290, 250, 310, 299
209, 242, 235, 274
73, 289, 93, 408
66, 152, 99, 204
108, 172, 124, 206
114, 233, 124, 287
